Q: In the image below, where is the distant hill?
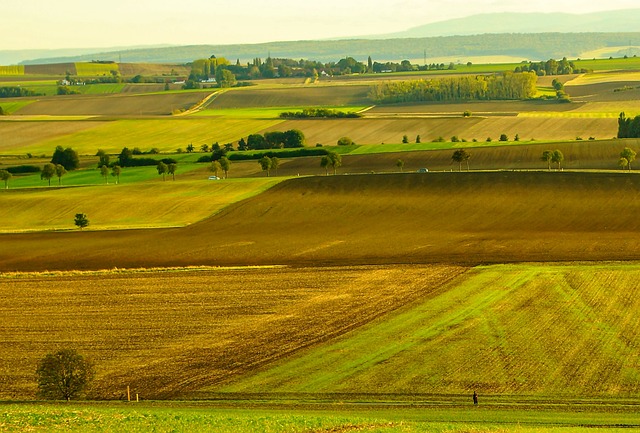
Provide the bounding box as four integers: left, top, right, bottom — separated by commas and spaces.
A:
17, 32, 640, 65
371, 9, 640, 38
0, 45, 171, 66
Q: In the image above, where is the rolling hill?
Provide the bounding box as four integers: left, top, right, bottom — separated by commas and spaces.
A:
373, 9, 640, 39
3, 171, 640, 272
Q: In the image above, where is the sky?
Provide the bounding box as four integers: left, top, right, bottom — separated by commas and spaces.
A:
2, 0, 640, 51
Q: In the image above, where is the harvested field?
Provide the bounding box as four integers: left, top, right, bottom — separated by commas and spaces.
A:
4, 172, 640, 271
23, 63, 76, 75
0, 264, 465, 399
270, 139, 640, 175
117, 63, 190, 77
366, 100, 581, 115
209, 85, 371, 109
14, 92, 210, 116
272, 115, 617, 144
0, 120, 105, 153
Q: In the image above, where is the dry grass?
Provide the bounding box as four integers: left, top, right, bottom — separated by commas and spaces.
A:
0, 264, 465, 399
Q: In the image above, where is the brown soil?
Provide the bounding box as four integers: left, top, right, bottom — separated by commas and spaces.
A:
0, 265, 464, 399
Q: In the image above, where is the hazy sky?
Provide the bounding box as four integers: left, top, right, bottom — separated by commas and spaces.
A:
2, 0, 639, 50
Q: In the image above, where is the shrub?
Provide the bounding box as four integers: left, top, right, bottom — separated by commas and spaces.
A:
337, 137, 354, 146
5, 165, 40, 174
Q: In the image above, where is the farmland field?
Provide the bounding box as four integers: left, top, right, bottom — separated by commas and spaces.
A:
0, 264, 464, 399
0, 117, 283, 154
0, 177, 280, 232
5, 172, 640, 271
5, 58, 640, 433
221, 263, 640, 397
12, 91, 211, 117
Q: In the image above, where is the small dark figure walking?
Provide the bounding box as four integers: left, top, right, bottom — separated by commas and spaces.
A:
473, 390, 478, 405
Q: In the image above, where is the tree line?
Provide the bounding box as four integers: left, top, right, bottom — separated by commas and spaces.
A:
617, 112, 640, 138
369, 72, 538, 104
515, 57, 589, 76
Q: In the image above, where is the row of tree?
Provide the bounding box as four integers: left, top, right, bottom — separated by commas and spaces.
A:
240, 130, 306, 150
369, 72, 538, 104
515, 57, 588, 76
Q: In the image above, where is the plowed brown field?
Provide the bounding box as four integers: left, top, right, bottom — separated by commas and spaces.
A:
208, 85, 371, 108
3, 172, 640, 272
14, 92, 210, 116
0, 265, 464, 399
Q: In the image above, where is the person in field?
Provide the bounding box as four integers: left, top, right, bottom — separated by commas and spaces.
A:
473, 390, 478, 405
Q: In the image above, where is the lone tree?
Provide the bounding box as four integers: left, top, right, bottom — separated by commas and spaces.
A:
620, 147, 637, 171
100, 165, 110, 183
451, 149, 470, 171
74, 213, 89, 229
396, 159, 404, 172
218, 156, 231, 179
551, 149, 564, 170
209, 160, 222, 178
0, 169, 11, 189
271, 156, 280, 176
541, 150, 553, 171
111, 165, 122, 184
36, 349, 95, 401
41, 163, 56, 186
96, 149, 110, 168
157, 162, 168, 181
167, 163, 177, 181
54, 164, 67, 185
322, 151, 342, 175
259, 156, 272, 176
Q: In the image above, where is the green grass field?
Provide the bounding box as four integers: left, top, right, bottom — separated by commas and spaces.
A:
0, 100, 35, 114
1, 402, 638, 432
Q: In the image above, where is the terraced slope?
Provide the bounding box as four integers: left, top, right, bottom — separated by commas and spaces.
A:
3, 172, 640, 272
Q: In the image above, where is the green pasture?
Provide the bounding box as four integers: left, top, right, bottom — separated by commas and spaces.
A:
193, 105, 368, 119
574, 56, 640, 71
21, 118, 283, 155
221, 262, 640, 397
6, 165, 176, 189
1, 402, 638, 432
0, 100, 35, 114
0, 177, 281, 232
